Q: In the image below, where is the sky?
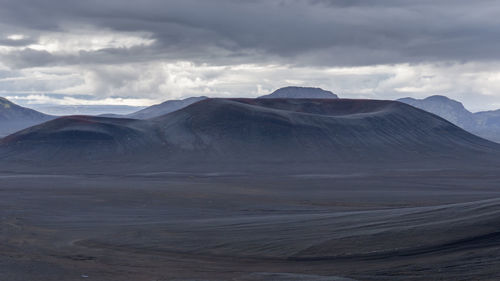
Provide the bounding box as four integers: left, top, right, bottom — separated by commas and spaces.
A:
1, 0, 500, 113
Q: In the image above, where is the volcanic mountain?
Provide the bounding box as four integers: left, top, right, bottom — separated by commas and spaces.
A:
258, 86, 338, 99
1, 98, 498, 172
0, 97, 55, 137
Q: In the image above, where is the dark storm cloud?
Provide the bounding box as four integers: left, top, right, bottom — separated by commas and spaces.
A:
1, 0, 500, 68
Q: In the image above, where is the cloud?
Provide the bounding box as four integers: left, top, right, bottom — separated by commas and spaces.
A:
27, 28, 154, 53
0, 36, 37, 47
0, 0, 500, 111
3, 61, 500, 112
1, 0, 500, 67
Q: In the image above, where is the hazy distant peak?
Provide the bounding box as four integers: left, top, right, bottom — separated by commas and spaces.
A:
0, 97, 13, 108
397, 94, 475, 130
400, 95, 456, 103
0, 96, 55, 137
398, 95, 469, 111
424, 95, 465, 105
0, 96, 51, 119
397, 95, 500, 143
424, 95, 452, 101
258, 86, 338, 99
397, 97, 416, 102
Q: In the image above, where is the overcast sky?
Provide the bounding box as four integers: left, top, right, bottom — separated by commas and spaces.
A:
1, 0, 500, 112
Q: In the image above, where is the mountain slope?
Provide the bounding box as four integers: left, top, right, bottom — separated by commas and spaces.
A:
398, 95, 476, 129
0, 97, 55, 137
2, 98, 497, 171
473, 109, 500, 142
258, 86, 338, 99
1, 115, 161, 160
154, 98, 496, 162
398, 95, 500, 143
101, 96, 207, 119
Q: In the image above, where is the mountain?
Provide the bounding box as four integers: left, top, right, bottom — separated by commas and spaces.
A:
398, 95, 500, 143
0, 115, 159, 160
258, 86, 338, 99
101, 96, 207, 119
474, 109, 500, 128
472, 109, 500, 142
2, 98, 497, 172
152, 98, 496, 162
397, 96, 476, 129
0, 97, 55, 137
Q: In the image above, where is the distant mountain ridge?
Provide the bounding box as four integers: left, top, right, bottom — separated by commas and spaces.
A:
2, 98, 497, 172
0, 97, 55, 137
3, 89, 500, 146
398, 95, 500, 143
258, 86, 338, 99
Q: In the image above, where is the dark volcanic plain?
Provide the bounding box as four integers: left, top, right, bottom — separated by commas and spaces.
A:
1, 98, 500, 280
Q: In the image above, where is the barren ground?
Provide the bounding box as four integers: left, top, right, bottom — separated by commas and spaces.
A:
2, 166, 500, 280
